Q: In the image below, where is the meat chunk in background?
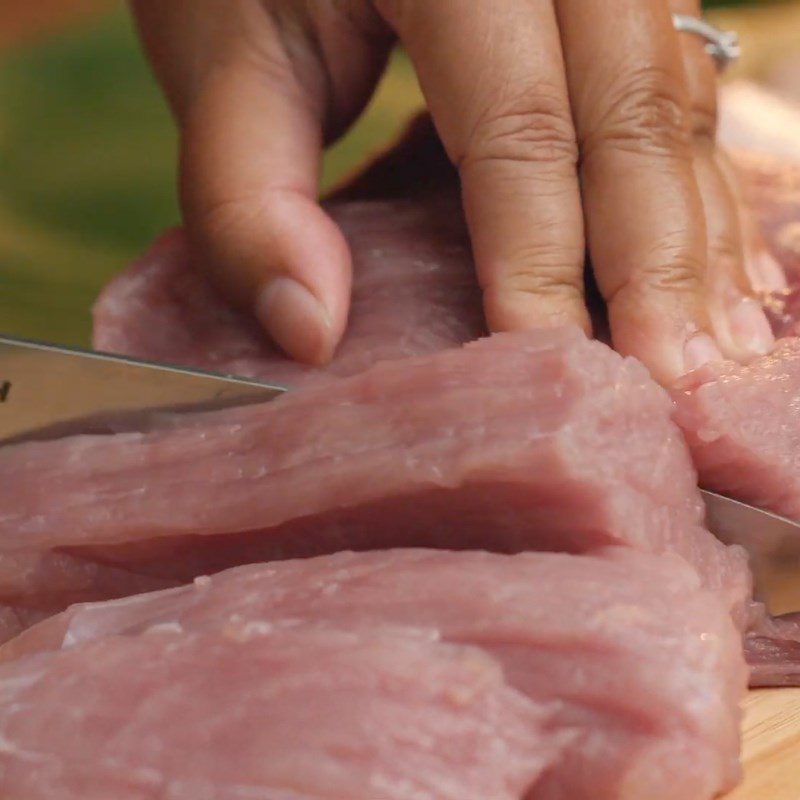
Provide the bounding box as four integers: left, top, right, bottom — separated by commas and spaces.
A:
0, 548, 747, 800
718, 82, 800, 164
0, 328, 751, 630
94, 198, 484, 388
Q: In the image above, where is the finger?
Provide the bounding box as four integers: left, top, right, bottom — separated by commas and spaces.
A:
377, 0, 589, 332
716, 148, 789, 294
556, 0, 717, 383
670, 0, 774, 360
131, 1, 387, 364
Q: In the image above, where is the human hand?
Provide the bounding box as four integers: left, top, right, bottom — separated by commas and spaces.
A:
131, 0, 773, 383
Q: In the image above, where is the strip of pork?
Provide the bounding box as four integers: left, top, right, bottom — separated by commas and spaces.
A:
0, 548, 747, 800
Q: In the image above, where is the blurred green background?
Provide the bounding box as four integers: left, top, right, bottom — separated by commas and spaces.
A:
0, 2, 797, 345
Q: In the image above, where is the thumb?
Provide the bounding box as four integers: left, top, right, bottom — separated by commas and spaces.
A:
131, 1, 387, 364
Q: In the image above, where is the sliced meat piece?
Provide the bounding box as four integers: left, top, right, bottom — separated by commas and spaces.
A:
93, 198, 484, 388
0, 623, 560, 800
0, 329, 750, 626
0, 547, 747, 800
673, 339, 800, 519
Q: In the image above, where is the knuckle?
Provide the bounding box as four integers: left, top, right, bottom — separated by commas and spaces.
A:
464, 84, 578, 171
187, 189, 266, 249
708, 233, 742, 270
708, 234, 746, 285
689, 101, 717, 147
584, 66, 692, 158
631, 256, 705, 296
487, 251, 585, 298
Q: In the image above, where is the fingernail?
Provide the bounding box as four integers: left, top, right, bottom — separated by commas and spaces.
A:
729, 296, 775, 357
684, 332, 725, 373
750, 248, 788, 294
255, 277, 333, 364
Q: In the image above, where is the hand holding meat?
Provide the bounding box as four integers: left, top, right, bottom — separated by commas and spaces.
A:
131, 0, 774, 383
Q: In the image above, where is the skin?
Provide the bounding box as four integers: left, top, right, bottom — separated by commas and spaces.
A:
131, 0, 775, 384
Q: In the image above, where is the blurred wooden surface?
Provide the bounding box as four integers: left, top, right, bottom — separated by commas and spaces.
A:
730, 688, 800, 798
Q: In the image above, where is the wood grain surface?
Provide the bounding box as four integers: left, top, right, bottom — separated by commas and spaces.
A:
731, 689, 800, 797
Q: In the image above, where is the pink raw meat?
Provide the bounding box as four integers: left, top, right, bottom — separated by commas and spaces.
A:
673, 339, 800, 519
0, 623, 563, 800
0, 547, 747, 800
719, 82, 800, 163
0, 328, 750, 627
94, 197, 484, 388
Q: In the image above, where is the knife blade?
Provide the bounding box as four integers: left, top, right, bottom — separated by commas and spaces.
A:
0, 334, 286, 445
702, 489, 800, 615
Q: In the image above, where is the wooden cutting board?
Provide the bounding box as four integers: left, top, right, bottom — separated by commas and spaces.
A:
730, 688, 800, 797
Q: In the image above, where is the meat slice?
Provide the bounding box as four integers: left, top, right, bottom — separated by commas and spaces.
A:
0, 328, 750, 625
0, 623, 562, 800
673, 339, 800, 519
0, 548, 747, 800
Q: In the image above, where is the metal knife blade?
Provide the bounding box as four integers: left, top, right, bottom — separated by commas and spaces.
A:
0, 335, 286, 445
702, 489, 800, 615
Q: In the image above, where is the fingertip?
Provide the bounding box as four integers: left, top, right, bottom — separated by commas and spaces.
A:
187, 188, 352, 366
609, 282, 723, 384
256, 277, 338, 365
683, 332, 725, 373
726, 296, 775, 359
250, 198, 351, 366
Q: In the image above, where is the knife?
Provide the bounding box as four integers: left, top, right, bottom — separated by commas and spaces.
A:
2, 334, 799, 614
702, 490, 800, 615
0, 334, 286, 445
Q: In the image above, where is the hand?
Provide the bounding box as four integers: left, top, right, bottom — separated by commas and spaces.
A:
131, 0, 774, 383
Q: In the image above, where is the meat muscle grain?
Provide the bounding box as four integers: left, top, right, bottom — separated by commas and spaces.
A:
0, 329, 750, 630
0, 548, 747, 800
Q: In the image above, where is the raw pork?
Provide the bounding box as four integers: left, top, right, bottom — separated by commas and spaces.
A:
0, 624, 561, 800
94, 198, 484, 388
719, 82, 800, 163
0, 328, 750, 627
673, 339, 800, 520
0, 547, 747, 800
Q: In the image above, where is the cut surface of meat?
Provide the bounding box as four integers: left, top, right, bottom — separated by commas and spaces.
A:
0, 547, 747, 800
0, 328, 750, 629
673, 339, 800, 520
0, 623, 561, 800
